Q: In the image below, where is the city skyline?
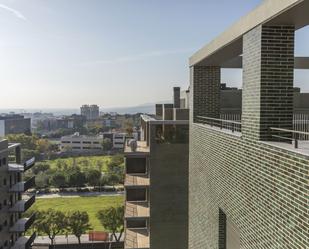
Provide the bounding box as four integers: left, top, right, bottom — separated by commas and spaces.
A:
0, 0, 309, 109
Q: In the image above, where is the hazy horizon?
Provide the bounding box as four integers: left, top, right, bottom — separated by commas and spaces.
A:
1, 0, 309, 109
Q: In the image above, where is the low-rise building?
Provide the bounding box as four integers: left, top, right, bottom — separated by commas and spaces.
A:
0, 140, 36, 249
60, 132, 103, 152
0, 115, 31, 137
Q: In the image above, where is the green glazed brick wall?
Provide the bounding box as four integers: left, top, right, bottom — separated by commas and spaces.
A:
242, 25, 295, 141
189, 124, 309, 249
192, 66, 221, 120
189, 24, 308, 249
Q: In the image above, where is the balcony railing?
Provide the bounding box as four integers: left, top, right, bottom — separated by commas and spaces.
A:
8, 157, 35, 173
11, 232, 36, 249
269, 127, 309, 149
10, 214, 35, 233
9, 177, 35, 193
196, 116, 242, 133
9, 195, 36, 213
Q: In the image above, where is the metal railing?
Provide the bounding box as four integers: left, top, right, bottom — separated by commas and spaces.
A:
269, 127, 309, 149
196, 116, 242, 133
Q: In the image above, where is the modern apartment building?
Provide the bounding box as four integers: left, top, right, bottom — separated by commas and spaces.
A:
189, 0, 309, 248
80, 105, 100, 120
123, 87, 189, 249
0, 140, 36, 249
0, 115, 31, 137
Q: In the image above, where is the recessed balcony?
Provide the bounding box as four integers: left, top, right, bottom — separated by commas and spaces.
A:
10, 214, 35, 233
9, 195, 35, 213
125, 228, 149, 249
11, 232, 36, 249
125, 201, 149, 219
125, 174, 149, 188
9, 177, 35, 193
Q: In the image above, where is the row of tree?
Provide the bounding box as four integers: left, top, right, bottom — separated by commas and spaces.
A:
26, 154, 125, 189
31, 206, 124, 245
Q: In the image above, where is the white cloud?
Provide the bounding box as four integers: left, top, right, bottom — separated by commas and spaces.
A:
0, 4, 27, 20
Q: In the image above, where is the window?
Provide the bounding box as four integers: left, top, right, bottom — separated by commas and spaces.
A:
2, 158, 6, 166
3, 178, 6, 186
0, 158, 2, 167
218, 208, 240, 249
82, 141, 91, 144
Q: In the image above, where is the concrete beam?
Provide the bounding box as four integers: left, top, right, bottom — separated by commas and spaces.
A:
190, 0, 309, 67
221, 56, 309, 69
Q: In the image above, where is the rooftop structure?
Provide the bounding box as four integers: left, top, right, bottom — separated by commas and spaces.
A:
189, 0, 309, 248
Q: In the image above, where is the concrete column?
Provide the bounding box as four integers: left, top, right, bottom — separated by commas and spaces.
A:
15, 146, 21, 164
173, 87, 181, 108
191, 66, 221, 121
242, 25, 295, 141
155, 104, 163, 120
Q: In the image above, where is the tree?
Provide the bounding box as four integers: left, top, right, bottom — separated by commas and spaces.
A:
51, 172, 67, 188
35, 209, 67, 245
67, 211, 92, 244
86, 169, 101, 187
101, 138, 112, 151
97, 206, 124, 242
124, 120, 134, 136
32, 163, 50, 175
67, 170, 86, 187
36, 139, 51, 153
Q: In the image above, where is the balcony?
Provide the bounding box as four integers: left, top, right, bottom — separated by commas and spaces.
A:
125, 202, 149, 219
125, 141, 149, 154
11, 232, 36, 249
195, 116, 242, 136
9, 177, 35, 193
9, 195, 35, 213
125, 228, 149, 249
125, 174, 149, 188
8, 158, 35, 173
10, 214, 35, 233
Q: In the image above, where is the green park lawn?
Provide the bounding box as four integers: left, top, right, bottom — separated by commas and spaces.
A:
29, 196, 124, 231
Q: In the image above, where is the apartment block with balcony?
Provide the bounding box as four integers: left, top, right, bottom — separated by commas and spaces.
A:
0, 140, 36, 249
189, 0, 309, 248
123, 87, 189, 249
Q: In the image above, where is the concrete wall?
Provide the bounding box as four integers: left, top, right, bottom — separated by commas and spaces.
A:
149, 143, 189, 249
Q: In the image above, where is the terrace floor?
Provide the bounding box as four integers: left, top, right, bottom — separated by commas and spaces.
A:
125, 228, 149, 249
125, 201, 149, 218
125, 174, 150, 187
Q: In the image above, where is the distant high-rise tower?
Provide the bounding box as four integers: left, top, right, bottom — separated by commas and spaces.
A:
80, 104, 100, 120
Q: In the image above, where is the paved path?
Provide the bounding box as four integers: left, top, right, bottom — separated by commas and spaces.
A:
35, 191, 124, 199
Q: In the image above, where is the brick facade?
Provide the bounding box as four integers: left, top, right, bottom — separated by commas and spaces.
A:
242, 25, 295, 141
189, 25, 308, 249
192, 66, 221, 120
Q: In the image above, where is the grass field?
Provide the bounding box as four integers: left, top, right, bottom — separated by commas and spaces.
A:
47, 155, 113, 172
29, 196, 124, 231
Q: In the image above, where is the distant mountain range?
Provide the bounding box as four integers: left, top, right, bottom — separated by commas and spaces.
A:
0, 101, 170, 116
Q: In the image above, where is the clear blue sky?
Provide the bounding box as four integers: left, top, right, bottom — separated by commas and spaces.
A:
0, 0, 308, 109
